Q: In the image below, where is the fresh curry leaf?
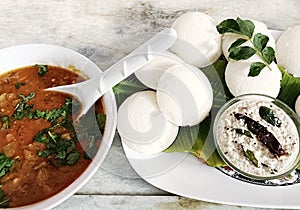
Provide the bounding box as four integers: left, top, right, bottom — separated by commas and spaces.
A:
236, 17, 255, 38
228, 38, 247, 52
261, 46, 275, 65
216, 19, 243, 35
35, 64, 48, 76
229, 46, 256, 60
248, 62, 266, 77
217, 17, 275, 77
259, 106, 282, 127
216, 17, 254, 38
253, 33, 269, 52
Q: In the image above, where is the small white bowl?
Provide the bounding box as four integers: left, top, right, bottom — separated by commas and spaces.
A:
0, 44, 117, 209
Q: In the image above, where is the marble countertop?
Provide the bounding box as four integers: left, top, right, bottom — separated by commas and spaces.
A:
0, 0, 299, 209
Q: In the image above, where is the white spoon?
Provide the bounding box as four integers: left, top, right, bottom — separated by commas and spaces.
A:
47, 28, 177, 117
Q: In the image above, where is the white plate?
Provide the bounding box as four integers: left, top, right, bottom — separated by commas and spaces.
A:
121, 30, 300, 209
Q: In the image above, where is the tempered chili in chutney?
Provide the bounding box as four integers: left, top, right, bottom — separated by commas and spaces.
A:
0, 65, 105, 207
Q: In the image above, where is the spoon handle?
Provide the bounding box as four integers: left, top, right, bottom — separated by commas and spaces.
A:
97, 28, 177, 96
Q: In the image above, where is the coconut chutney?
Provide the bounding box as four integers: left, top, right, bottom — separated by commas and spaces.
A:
216, 100, 299, 177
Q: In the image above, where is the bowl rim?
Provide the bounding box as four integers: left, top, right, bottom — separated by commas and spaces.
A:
0, 44, 117, 209
213, 93, 300, 180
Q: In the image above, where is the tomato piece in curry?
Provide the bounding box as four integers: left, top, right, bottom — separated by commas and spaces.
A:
0, 65, 105, 207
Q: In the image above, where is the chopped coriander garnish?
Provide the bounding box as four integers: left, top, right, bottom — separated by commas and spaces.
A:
97, 113, 106, 130
35, 130, 80, 166
1, 116, 10, 129
13, 92, 35, 120
0, 153, 14, 179
15, 82, 26, 89
12, 91, 104, 165
35, 64, 48, 76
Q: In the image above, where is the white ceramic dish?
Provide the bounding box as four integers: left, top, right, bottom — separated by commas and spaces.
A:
121, 30, 300, 209
122, 143, 300, 209
0, 44, 117, 210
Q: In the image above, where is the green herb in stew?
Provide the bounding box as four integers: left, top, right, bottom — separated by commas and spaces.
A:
0, 154, 14, 179
15, 82, 26, 89
0, 189, 9, 208
0, 116, 10, 129
35, 64, 48, 76
13, 92, 35, 120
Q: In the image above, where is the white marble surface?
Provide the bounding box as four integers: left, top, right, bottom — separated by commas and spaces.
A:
0, 0, 299, 209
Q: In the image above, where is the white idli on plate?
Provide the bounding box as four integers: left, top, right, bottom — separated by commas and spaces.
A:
225, 61, 282, 98
117, 91, 179, 154
157, 64, 213, 126
134, 51, 183, 89
170, 12, 222, 68
295, 95, 300, 117
276, 25, 300, 77
222, 19, 275, 62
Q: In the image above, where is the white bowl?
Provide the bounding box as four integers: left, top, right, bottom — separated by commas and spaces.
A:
0, 44, 117, 209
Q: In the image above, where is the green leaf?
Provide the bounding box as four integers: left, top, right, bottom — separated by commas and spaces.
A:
277, 67, 300, 109
216, 19, 244, 35
248, 62, 266, 77
35, 64, 48, 76
1, 116, 10, 129
164, 125, 198, 153
229, 46, 256, 60
243, 148, 259, 167
228, 38, 247, 52
65, 152, 80, 165
0, 190, 9, 208
113, 75, 148, 107
262, 46, 275, 65
236, 17, 255, 38
235, 128, 253, 138
96, 113, 106, 130
0, 153, 14, 179
259, 106, 282, 127
190, 117, 226, 167
253, 33, 269, 52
